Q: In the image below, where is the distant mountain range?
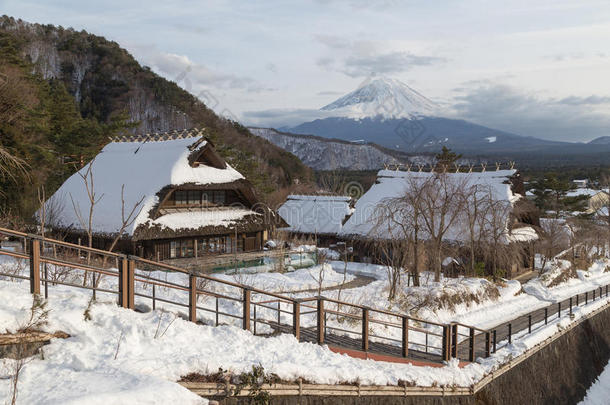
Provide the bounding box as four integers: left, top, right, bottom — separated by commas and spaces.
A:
277, 77, 610, 161
249, 127, 479, 171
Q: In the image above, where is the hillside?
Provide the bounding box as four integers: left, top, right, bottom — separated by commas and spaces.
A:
249, 127, 405, 170
0, 16, 311, 217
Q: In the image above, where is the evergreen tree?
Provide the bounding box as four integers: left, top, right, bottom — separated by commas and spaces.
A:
531, 173, 588, 218
435, 146, 462, 167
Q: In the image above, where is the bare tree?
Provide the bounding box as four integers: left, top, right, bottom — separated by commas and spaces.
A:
417, 174, 467, 282
106, 185, 145, 254
601, 174, 610, 257
481, 191, 514, 279
69, 159, 103, 284
336, 242, 353, 305
460, 184, 491, 276
309, 251, 328, 296
536, 219, 568, 273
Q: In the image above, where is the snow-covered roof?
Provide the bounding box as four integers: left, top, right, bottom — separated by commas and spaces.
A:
340, 169, 536, 243
566, 188, 603, 198
43, 131, 250, 237
278, 195, 352, 235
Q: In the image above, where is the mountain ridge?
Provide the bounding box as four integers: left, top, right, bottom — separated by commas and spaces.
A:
0, 15, 312, 213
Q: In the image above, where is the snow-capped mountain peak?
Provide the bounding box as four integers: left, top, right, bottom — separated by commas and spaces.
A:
320, 77, 439, 119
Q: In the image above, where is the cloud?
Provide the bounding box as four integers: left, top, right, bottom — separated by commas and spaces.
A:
315, 35, 445, 78
242, 108, 336, 128
313, 0, 401, 10
130, 45, 272, 95
451, 84, 610, 142
144, 51, 254, 90
342, 51, 444, 77
316, 90, 344, 96
557, 95, 610, 105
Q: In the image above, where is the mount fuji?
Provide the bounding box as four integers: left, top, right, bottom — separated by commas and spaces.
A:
319, 77, 440, 119
281, 77, 572, 155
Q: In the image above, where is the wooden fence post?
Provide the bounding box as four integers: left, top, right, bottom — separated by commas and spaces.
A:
242, 288, 251, 331
508, 323, 512, 344
528, 314, 532, 333
569, 297, 573, 315
29, 238, 41, 295
485, 331, 491, 357
442, 325, 451, 361
402, 317, 409, 357
189, 274, 197, 323
469, 328, 475, 362
317, 298, 325, 344
545, 307, 548, 324
558, 302, 561, 318
293, 300, 300, 341
127, 259, 135, 309
118, 257, 128, 308
451, 324, 458, 358
362, 308, 369, 352
493, 329, 497, 353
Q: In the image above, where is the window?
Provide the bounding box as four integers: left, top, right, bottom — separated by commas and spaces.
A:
188, 190, 200, 205
202, 191, 212, 204
174, 190, 188, 205
170, 239, 194, 258
236, 237, 243, 253
224, 236, 232, 253
213, 191, 226, 205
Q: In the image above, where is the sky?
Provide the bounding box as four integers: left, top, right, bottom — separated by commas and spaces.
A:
2, 0, 610, 142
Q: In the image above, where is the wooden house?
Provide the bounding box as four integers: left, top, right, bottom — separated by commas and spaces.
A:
41, 129, 272, 260
338, 167, 540, 276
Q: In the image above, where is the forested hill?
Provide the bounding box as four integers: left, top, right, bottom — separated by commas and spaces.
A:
0, 15, 311, 218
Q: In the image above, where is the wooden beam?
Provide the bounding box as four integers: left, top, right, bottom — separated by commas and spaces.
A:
29, 238, 40, 295
127, 259, 135, 309
293, 300, 300, 341
317, 298, 325, 344
189, 274, 197, 322
242, 288, 251, 331
469, 328, 475, 362
402, 317, 409, 357
118, 257, 129, 308
362, 308, 369, 352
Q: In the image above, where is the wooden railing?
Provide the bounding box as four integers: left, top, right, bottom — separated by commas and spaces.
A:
0, 227, 608, 365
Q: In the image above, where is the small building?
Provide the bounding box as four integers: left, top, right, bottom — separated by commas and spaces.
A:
573, 179, 588, 189
42, 129, 272, 260
278, 195, 353, 246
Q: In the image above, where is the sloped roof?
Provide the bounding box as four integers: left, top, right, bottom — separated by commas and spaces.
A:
339, 169, 537, 242
278, 195, 352, 235
43, 130, 252, 237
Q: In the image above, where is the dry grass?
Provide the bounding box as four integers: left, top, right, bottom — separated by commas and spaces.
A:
547, 264, 578, 288
400, 281, 500, 316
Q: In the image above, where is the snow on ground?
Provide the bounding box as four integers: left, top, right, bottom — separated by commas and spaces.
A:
524, 259, 610, 303
579, 358, 610, 405
1, 275, 609, 405
2, 252, 610, 403
213, 263, 355, 293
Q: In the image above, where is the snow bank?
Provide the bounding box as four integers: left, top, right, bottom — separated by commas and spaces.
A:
579, 358, 610, 405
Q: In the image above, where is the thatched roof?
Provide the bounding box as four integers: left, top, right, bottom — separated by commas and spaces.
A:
42, 129, 267, 240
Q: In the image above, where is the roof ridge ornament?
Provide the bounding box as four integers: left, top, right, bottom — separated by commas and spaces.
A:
111, 128, 206, 143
